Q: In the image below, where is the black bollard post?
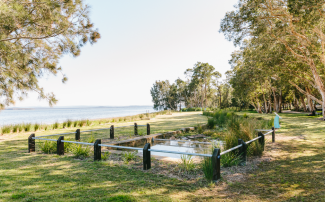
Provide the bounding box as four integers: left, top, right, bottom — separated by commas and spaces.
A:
258, 132, 265, 151
143, 143, 151, 170
28, 133, 35, 153
110, 125, 114, 139
134, 123, 138, 136
94, 139, 101, 161
75, 129, 80, 141
238, 139, 247, 166
212, 148, 221, 181
57, 136, 64, 155
147, 123, 150, 135
272, 127, 275, 143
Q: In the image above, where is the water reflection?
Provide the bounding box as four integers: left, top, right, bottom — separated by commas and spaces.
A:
140, 139, 224, 159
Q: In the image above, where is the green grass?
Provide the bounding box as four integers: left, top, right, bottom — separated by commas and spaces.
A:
1, 111, 324, 201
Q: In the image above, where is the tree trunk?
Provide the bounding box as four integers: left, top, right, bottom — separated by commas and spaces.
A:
300, 96, 307, 112
279, 90, 282, 113
263, 93, 268, 113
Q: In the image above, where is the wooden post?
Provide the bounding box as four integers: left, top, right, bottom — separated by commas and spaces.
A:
143, 143, 151, 170
272, 127, 275, 143
110, 125, 114, 139
258, 132, 265, 151
147, 123, 150, 135
134, 123, 138, 136
75, 129, 80, 141
57, 136, 64, 155
94, 139, 101, 161
238, 139, 247, 166
28, 133, 35, 153
212, 148, 221, 181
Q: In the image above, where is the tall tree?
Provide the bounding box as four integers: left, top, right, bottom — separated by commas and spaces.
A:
0, 0, 100, 108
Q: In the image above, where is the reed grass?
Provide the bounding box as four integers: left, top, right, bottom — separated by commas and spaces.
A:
0, 110, 170, 135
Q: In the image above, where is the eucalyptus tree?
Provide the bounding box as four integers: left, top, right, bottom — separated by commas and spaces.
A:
0, 0, 100, 108
220, 0, 325, 118
185, 62, 221, 108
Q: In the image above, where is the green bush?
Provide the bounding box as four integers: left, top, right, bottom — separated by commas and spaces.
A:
40, 141, 57, 154
13, 124, 20, 133
53, 121, 59, 129
207, 118, 216, 129
243, 113, 248, 118
86, 119, 91, 126
73, 120, 79, 127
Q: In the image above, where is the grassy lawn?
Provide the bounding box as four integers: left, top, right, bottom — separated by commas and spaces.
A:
0, 111, 324, 201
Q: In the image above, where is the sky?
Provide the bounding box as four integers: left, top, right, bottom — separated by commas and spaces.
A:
13, 0, 238, 107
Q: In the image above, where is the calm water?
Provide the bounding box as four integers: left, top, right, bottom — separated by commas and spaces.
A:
0, 106, 155, 125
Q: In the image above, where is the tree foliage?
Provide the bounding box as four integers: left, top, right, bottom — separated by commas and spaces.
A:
0, 0, 100, 108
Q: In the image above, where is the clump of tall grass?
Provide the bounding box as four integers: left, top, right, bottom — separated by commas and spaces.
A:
67, 119, 73, 128
79, 120, 86, 127
86, 119, 91, 126
40, 141, 57, 154
23, 123, 32, 132
53, 121, 59, 130
87, 134, 95, 143
179, 155, 196, 173
34, 123, 41, 131
122, 151, 137, 163
73, 120, 79, 127
1, 125, 12, 134
201, 156, 214, 181
72, 144, 91, 158
101, 151, 111, 160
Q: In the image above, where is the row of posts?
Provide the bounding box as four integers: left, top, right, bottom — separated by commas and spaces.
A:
28, 126, 275, 182
74, 123, 151, 141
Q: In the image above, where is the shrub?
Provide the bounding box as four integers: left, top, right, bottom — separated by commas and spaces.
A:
86, 119, 91, 126
62, 122, 67, 128
139, 114, 144, 119
207, 118, 216, 129
72, 144, 91, 158
119, 118, 123, 122
64, 138, 74, 153
197, 125, 203, 134
40, 141, 57, 154
243, 113, 248, 118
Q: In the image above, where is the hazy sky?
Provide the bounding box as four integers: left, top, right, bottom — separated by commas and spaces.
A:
14, 0, 238, 107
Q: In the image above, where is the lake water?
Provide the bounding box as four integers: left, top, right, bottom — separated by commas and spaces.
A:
0, 106, 155, 125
